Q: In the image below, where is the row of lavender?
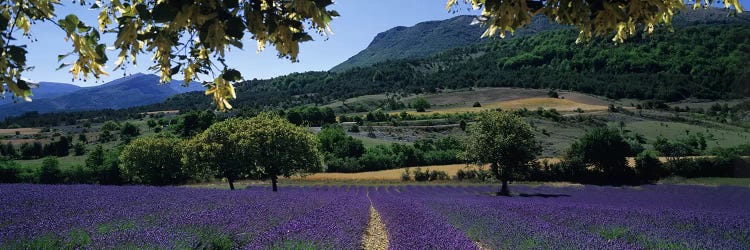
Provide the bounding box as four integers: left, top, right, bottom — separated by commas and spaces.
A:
2, 184, 749, 249
0, 184, 369, 249
370, 185, 750, 249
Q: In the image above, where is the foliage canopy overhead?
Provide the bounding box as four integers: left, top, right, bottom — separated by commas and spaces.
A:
0, 0, 337, 109
447, 0, 744, 43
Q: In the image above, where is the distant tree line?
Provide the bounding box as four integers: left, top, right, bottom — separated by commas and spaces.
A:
317, 125, 464, 173
1, 111, 747, 190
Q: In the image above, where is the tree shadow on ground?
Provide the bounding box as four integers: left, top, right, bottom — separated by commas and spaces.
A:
517, 193, 572, 198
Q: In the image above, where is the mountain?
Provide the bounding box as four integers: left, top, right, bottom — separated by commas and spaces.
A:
0, 82, 81, 105
0, 73, 203, 119
330, 9, 750, 73
169, 80, 206, 93
330, 15, 562, 72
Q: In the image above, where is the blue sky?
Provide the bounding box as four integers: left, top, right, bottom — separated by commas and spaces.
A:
24, 0, 478, 86
21, 0, 750, 87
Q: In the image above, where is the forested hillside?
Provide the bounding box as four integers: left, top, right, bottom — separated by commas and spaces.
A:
154, 21, 749, 111
330, 15, 561, 72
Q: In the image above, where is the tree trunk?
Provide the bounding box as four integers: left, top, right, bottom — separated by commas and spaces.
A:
498, 179, 510, 196
271, 176, 278, 192
228, 177, 235, 190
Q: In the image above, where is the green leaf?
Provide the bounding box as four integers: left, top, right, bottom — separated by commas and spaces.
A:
77, 22, 92, 33
16, 79, 31, 91
226, 16, 246, 39
293, 32, 313, 42
0, 13, 9, 31
224, 0, 240, 9
222, 69, 242, 82
135, 4, 151, 20
56, 63, 71, 70
57, 53, 72, 61
8, 45, 27, 65
153, 3, 177, 23
95, 44, 108, 64
227, 39, 243, 49
60, 14, 80, 33
170, 64, 181, 76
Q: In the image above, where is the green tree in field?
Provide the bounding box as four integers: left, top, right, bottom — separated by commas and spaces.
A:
86, 145, 105, 169
178, 110, 216, 137
183, 118, 251, 190
411, 97, 431, 112
78, 133, 87, 143
317, 125, 365, 159
73, 142, 86, 156
463, 110, 541, 196
39, 157, 61, 184
98, 130, 114, 143
119, 135, 185, 186
242, 114, 322, 191
317, 125, 365, 172
147, 119, 157, 130
86, 145, 122, 185
2, 142, 17, 159
101, 121, 120, 132
119, 122, 140, 142
183, 114, 322, 191
567, 127, 633, 183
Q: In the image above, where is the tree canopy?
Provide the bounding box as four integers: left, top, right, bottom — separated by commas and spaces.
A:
0, 0, 743, 110
463, 110, 540, 196
447, 0, 743, 43
566, 126, 634, 183
119, 134, 185, 186
183, 113, 321, 191
241, 113, 322, 191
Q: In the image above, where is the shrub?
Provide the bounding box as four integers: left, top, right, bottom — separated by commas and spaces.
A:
401, 168, 411, 181
411, 97, 431, 112
413, 167, 430, 181
119, 122, 140, 142
567, 127, 634, 184
120, 135, 185, 186
664, 157, 733, 178
39, 157, 62, 184
73, 142, 86, 156
317, 125, 365, 159
325, 157, 362, 173
608, 104, 618, 113
428, 170, 449, 181
348, 124, 360, 133
410, 167, 449, 182
635, 150, 666, 183
0, 159, 20, 183
101, 121, 120, 131
64, 164, 95, 184
472, 102, 481, 107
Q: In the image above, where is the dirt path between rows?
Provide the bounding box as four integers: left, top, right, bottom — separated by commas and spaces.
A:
363, 194, 389, 250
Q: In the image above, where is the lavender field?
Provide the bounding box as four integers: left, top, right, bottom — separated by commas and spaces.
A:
1, 184, 749, 249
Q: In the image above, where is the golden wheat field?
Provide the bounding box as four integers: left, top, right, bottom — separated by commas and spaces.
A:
0, 128, 41, 135
397, 97, 608, 116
